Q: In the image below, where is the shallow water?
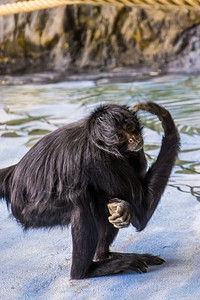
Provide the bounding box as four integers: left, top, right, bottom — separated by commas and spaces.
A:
0, 75, 199, 201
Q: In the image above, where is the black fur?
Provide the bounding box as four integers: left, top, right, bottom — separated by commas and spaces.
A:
0, 102, 180, 279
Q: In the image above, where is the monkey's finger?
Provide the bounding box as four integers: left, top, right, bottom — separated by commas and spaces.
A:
112, 215, 131, 226
107, 201, 131, 220
108, 213, 122, 221
108, 217, 131, 228
113, 221, 130, 229
118, 209, 131, 222
108, 211, 131, 224
108, 203, 126, 216
132, 104, 139, 112
116, 204, 126, 214
107, 203, 118, 215
109, 210, 131, 223
108, 217, 124, 225
116, 205, 132, 221
108, 205, 128, 218
108, 215, 128, 224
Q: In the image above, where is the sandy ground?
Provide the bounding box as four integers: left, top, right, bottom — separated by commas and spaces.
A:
1, 184, 200, 300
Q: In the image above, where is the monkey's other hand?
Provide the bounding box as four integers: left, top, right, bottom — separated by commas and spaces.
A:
107, 199, 132, 229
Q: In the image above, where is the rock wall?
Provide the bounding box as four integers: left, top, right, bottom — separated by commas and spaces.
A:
1, 4, 200, 75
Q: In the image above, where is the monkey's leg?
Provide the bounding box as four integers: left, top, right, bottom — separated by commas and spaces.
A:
93, 213, 119, 261
70, 206, 150, 278
70, 206, 99, 279
89, 213, 163, 278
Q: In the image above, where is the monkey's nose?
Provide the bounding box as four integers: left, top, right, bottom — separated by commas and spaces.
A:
129, 135, 136, 143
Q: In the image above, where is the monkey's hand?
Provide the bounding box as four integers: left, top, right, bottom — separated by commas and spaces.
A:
107, 198, 132, 229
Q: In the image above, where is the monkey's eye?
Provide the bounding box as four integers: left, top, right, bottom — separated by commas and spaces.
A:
126, 124, 132, 130
118, 134, 124, 141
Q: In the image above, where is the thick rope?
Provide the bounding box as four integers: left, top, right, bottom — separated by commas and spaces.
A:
0, 0, 200, 16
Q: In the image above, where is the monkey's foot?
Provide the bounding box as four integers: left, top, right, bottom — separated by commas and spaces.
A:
87, 252, 164, 277
107, 199, 132, 229
111, 252, 165, 268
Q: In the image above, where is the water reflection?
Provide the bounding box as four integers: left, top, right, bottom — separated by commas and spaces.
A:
0, 75, 199, 201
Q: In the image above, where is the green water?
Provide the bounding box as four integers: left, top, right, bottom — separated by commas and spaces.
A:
0, 75, 199, 201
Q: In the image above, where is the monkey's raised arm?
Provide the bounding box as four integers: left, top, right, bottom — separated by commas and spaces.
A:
132, 102, 180, 230
133, 101, 178, 136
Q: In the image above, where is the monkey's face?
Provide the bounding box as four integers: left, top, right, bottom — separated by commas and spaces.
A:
90, 104, 143, 156
117, 121, 144, 153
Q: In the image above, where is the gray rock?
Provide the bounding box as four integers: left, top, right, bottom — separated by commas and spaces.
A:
1, 4, 200, 75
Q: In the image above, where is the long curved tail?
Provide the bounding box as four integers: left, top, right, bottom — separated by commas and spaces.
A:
0, 165, 15, 204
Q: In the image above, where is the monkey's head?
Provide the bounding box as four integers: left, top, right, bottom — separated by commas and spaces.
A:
88, 104, 143, 156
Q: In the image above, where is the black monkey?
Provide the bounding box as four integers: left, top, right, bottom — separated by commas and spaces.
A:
0, 102, 180, 279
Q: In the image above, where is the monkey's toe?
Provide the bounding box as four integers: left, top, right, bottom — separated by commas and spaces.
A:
141, 254, 165, 265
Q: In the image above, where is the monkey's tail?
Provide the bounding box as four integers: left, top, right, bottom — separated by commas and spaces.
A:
0, 165, 15, 204
133, 101, 179, 137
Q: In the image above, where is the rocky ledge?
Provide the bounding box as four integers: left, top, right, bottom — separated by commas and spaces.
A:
1, 4, 200, 76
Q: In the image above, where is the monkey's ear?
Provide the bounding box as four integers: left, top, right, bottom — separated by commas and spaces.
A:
95, 139, 122, 157
95, 139, 107, 151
